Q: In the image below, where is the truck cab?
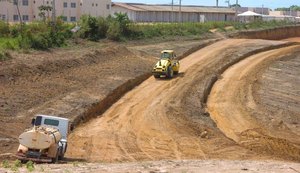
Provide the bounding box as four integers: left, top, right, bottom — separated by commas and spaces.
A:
32, 115, 70, 141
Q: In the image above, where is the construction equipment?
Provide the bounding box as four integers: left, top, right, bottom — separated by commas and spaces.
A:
152, 50, 180, 78
16, 115, 72, 163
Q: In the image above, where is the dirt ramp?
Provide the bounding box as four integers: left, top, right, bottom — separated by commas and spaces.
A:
207, 45, 300, 161
68, 39, 294, 162
230, 25, 300, 40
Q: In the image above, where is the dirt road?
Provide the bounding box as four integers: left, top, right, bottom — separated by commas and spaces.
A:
207, 44, 300, 161
67, 39, 297, 162
0, 39, 212, 156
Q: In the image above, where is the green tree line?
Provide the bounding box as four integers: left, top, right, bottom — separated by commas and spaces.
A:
275, 5, 300, 11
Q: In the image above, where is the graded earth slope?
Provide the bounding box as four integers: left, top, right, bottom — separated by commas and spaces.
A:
207, 43, 300, 161
0, 39, 210, 157
67, 39, 297, 162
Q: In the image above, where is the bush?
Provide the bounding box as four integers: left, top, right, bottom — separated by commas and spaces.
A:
78, 15, 108, 41
0, 21, 10, 37
1, 160, 10, 168
106, 21, 121, 41
31, 32, 50, 50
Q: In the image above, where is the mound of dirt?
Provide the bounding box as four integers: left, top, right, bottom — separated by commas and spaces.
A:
67, 39, 296, 162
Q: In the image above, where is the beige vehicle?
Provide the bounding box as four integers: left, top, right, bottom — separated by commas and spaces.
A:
16, 115, 72, 163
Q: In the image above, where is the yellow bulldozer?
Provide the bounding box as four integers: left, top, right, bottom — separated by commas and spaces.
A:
152, 50, 180, 78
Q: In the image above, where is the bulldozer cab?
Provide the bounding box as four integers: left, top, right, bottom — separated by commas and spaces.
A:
161, 50, 176, 60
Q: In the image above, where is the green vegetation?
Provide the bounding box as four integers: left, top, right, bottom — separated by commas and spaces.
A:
275, 5, 300, 11
1, 160, 10, 168
1, 160, 23, 172
0, 12, 296, 59
26, 160, 35, 172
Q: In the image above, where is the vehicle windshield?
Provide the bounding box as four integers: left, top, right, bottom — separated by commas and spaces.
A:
161, 52, 172, 59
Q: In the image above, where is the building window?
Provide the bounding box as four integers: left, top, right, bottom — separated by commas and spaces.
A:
33, 1, 35, 4
13, 0, 18, 5
46, 1, 49, 4
63, 2, 67, 8
61, 16, 67, 22
70, 16, 76, 22
71, 3, 76, 8
13, 15, 19, 21
96, 3, 98, 7
22, 0, 28, 6
22, 15, 29, 21
106, 4, 110, 10
92, 3, 94, 7
80, 3, 82, 6
1, 15, 6, 21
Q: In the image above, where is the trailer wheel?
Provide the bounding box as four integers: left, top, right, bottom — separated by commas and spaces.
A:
52, 149, 59, 163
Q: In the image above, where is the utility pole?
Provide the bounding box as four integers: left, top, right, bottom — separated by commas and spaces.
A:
262, 4, 264, 15
179, 0, 182, 22
235, 0, 238, 21
52, 0, 56, 25
225, 0, 230, 7
171, 0, 173, 22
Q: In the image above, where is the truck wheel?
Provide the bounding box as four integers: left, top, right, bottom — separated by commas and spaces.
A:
167, 66, 173, 78
154, 74, 160, 78
52, 149, 59, 163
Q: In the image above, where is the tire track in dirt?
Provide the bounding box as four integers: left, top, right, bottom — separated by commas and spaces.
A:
207, 45, 300, 161
67, 39, 296, 162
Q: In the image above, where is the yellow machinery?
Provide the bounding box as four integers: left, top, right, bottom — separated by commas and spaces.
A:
152, 50, 180, 78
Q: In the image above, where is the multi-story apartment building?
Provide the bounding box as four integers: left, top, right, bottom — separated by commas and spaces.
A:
0, 0, 111, 23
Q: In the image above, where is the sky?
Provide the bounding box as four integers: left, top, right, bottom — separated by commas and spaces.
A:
113, 0, 300, 10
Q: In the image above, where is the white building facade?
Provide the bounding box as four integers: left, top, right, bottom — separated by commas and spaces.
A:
111, 3, 236, 23
0, 0, 111, 23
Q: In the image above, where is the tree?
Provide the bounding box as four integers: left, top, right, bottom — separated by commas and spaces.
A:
230, 4, 241, 8
114, 12, 130, 34
38, 5, 53, 22
275, 5, 300, 11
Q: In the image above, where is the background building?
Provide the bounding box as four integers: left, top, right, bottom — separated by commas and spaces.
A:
270, 10, 300, 17
238, 7, 270, 15
0, 0, 111, 23
111, 3, 236, 23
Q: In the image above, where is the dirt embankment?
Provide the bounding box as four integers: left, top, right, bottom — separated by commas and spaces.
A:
0, 38, 218, 157
230, 25, 300, 40
68, 39, 297, 162
207, 45, 300, 161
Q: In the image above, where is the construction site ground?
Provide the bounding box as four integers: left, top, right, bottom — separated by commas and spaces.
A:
0, 32, 299, 172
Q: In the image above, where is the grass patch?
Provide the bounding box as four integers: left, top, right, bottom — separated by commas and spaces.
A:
26, 161, 35, 172
0, 37, 19, 50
